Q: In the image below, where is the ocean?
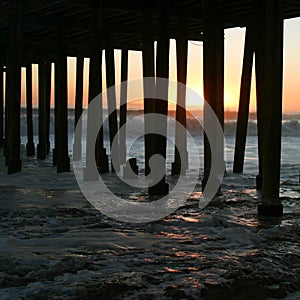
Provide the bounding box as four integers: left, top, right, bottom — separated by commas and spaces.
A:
0, 109, 299, 299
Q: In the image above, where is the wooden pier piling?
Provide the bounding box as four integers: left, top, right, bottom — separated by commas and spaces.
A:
148, 0, 170, 196
105, 34, 120, 172
233, 27, 254, 173
37, 61, 48, 160
84, 0, 109, 180
45, 61, 51, 154
255, 1, 265, 191
256, 0, 284, 217
4, 68, 8, 158
171, 18, 188, 176
202, 0, 225, 190
0, 68, 3, 148
6, 20, 22, 174
55, 27, 70, 173
119, 49, 128, 165
142, 8, 156, 176
73, 56, 84, 161
89, 48, 109, 174
26, 64, 35, 156
0, 0, 296, 217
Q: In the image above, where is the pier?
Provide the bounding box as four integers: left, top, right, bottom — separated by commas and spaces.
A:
1, 0, 300, 217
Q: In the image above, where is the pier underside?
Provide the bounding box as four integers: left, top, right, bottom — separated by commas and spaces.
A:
1, 0, 299, 216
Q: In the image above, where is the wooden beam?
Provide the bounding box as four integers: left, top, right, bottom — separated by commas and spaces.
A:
257, 0, 284, 217
148, 0, 170, 196
83, 51, 102, 180
7, 18, 22, 174
37, 61, 48, 160
83, 0, 108, 180
26, 64, 35, 156
255, 0, 265, 190
4, 68, 8, 158
73, 56, 84, 161
92, 0, 108, 174
233, 26, 254, 173
105, 33, 120, 172
119, 49, 128, 165
0, 68, 3, 148
172, 17, 188, 176
55, 26, 70, 173
45, 61, 51, 154
19, 15, 142, 36
142, 7, 155, 176
202, 0, 225, 190
16, 0, 65, 16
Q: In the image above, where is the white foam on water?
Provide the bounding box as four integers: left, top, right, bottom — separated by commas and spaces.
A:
0, 110, 299, 299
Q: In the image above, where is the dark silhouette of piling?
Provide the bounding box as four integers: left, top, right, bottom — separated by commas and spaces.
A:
148, 0, 170, 196
45, 61, 51, 154
233, 27, 254, 173
105, 34, 120, 172
255, 1, 265, 191
119, 49, 128, 165
6, 18, 22, 174
142, 7, 155, 176
202, 0, 225, 191
73, 56, 84, 161
256, 0, 284, 217
37, 61, 48, 160
4, 68, 8, 158
25, 64, 35, 156
84, 0, 109, 180
172, 17, 188, 176
55, 27, 70, 173
0, 0, 292, 216
0, 68, 3, 149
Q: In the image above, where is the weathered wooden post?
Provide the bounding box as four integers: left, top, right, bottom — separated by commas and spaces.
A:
233, 27, 254, 173
255, 1, 265, 190
45, 61, 51, 154
142, 7, 155, 176
37, 61, 48, 160
119, 49, 128, 165
0, 68, 3, 148
26, 64, 35, 156
148, 0, 170, 196
4, 68, 8, 158
202, 0, 225, 190
73, 56, 84, 161
88, 46, 109, 174
55, 26, 70, 173
6, 17, 22, 174
84, 0, 109, 180
256, 0, 284, 216
105, 34, 120, 172
172, 17, 188, 176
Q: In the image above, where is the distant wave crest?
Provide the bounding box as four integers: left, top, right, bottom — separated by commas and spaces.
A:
18, 111, 300, 137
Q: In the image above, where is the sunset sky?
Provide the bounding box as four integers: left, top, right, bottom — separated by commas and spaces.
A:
21, 17, 300, 113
